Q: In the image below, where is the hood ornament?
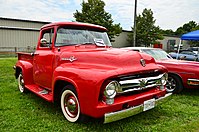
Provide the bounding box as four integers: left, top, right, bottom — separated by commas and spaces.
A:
62, 56, 77, 62
140, 59, 146, 67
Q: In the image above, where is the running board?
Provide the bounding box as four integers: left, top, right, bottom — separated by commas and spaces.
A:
25, 84, 53, 102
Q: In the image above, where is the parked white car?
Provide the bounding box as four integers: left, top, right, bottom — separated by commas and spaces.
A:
188, 47, 199, 55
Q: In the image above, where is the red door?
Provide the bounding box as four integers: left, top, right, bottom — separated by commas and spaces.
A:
33, 49, 54, 89
33, 27, 55, 90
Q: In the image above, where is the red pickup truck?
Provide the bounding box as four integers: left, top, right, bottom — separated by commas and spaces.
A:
14, 22, 171, 123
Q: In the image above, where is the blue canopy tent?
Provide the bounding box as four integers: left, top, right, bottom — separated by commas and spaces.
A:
175, 30, 199, 59
181, 30, 199, 40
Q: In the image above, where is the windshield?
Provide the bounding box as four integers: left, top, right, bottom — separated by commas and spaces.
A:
142, 49, 172, 60
55, 28, 112, 47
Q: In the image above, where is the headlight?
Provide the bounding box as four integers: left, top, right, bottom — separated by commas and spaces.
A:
161, 73, 168, 85
104, 81, 119, 99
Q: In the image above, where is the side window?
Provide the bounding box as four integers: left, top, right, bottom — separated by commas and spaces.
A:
181, 51, 193, 55
40, 29, 54, 47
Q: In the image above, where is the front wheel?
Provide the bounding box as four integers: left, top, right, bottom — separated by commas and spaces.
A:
166, 74, 183, 94
60, 85, 88, 123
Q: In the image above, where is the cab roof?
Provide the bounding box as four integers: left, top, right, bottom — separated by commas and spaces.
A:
41, 22, 107, 31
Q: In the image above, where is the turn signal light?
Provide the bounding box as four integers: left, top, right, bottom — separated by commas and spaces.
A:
187, 79, 199, 86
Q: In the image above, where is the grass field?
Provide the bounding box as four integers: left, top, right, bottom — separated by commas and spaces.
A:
0, 58, 199, 132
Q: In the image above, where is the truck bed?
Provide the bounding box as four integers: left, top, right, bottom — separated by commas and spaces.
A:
17, 52, 33, 63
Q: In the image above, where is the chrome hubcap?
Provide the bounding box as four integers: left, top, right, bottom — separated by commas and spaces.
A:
64, 95, 78, 118
166, 77, 176, 92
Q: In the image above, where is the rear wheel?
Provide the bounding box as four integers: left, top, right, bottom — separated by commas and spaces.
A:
17, 72, 27, 93
60, 85, 88, 122
166, 74, 183, 94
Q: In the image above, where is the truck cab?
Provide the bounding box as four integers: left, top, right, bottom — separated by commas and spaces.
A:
14, 22, 171, 123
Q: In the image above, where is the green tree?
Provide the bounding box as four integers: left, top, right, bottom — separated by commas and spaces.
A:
175, 21, 198, 36
73, 0, 122, 42
160, 29, 175, 36
175, 21, 199, 47
128, 8, 163, 47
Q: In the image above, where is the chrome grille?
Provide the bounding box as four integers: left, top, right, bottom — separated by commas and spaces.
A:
117, 73, 164, 94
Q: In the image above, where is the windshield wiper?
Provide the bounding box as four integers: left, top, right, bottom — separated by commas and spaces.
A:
75, 42, 95, 46
82, 42, 95, 45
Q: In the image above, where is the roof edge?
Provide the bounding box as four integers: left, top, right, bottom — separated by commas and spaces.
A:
0, 17, 50, 24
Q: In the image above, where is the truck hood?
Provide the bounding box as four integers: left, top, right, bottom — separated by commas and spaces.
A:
59, 47, 160, 72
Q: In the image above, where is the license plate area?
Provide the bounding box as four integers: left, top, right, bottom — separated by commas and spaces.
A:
143, 98, 155, 111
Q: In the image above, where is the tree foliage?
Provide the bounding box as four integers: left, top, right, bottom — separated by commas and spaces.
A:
175, 21, 199, 47
175, 21, 198, 36
160, 29, 175, 36
128, 8, 163, 47
73, 0, 122, 42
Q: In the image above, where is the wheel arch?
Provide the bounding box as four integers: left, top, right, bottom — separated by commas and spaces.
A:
168, 72, 184, 93
168, 72, 183, 83
15, 61, 34, 85
53, 78, 78, 104
15, 66, 22, 79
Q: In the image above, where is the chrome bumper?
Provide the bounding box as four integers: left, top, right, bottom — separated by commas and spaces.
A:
104, 93, 172, 123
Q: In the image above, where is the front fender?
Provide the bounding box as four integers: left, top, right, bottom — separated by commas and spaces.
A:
52, 65, 118, 115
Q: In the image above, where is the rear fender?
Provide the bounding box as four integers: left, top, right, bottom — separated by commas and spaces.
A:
15, 60, 34, 85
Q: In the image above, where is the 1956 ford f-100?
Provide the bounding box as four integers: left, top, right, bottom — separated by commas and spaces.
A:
14, 22, 171, 123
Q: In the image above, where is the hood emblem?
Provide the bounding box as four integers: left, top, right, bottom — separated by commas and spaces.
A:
139, 79, 147, 89
62, 56, 77, 62
140, 59, 146, 67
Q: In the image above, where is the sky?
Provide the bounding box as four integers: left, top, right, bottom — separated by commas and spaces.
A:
0, 0, 199, 31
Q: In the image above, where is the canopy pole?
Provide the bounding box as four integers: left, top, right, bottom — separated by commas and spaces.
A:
176, 39, 182, 60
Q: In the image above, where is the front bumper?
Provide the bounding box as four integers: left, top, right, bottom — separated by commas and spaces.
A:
104, 93, 172, 123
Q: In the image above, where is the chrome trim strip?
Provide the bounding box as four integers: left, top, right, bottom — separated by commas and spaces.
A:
119, 84, 159, 93
178, 72, 195, 75
104, 93, 172, 123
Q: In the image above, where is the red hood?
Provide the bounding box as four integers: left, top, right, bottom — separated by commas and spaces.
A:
58, 47, 164, 74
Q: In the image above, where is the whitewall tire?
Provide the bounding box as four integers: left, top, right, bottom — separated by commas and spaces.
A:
60, 88, 80, 122
17, 73, 26, 93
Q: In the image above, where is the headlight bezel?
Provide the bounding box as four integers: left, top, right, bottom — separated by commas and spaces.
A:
161, 73, 168, 86
104, 81, 119, 99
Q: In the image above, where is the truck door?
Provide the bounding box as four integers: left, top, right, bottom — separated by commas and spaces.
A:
33, 28, 55, 89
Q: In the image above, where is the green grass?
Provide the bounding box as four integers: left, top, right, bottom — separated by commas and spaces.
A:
0, 58, 199, 132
